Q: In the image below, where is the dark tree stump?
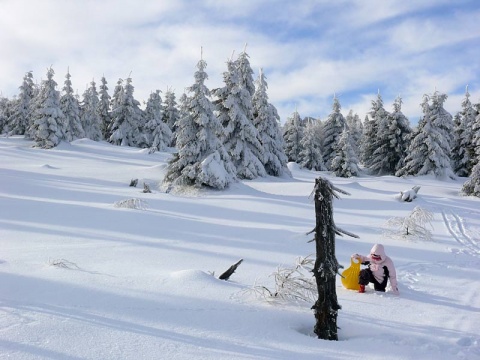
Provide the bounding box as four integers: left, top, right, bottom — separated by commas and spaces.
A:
311, 177, 357, 340
219, 259, 243, 280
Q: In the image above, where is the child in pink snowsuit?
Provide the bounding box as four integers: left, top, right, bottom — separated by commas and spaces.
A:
351, 244, 399, 294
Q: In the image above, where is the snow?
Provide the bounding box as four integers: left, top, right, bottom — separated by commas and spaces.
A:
1, 136, 479, 360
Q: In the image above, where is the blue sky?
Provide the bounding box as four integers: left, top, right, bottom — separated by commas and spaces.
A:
1, 0, 479, 125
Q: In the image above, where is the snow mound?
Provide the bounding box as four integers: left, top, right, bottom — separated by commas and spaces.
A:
168, 270, 229, 295
70, 138, 97, 145
287, 162, 301, 171
170, 269, 216, 282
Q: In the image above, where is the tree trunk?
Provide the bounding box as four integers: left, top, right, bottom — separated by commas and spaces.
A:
311, 177, 354, 340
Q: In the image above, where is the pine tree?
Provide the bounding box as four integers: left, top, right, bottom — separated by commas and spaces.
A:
144, 90, 172, 152
462, 161, 480, 197
396, 94, 455, 179
30, 68, 65, 149
282, 109, 304, 162
462, 95, 480, 195
362, 93, 389, 169
452, 87, 477, 176
213, 52, 265, 179
299, 120, 326, 171
430, 91, 454, 148
360, 114, 374, 164
8, 71, 35, 136
330, 127, 360, 177
25, 84, 41, 139
108, 78, 124, 140
164, 56, 236, 189
345, 110, 363, 157
0, 97, 11, 135
109, 77, 143, 147
81, 80, 102, 141
389, 97, 412, 172
370, 96, 411, 175
252, 68, 289, 176
165, 92, 198, 185
473, 100, 480, 167
162, 89, 180, 146
97, 76, 112, 140
60, 70, 84, 141
323, 96, 347, 169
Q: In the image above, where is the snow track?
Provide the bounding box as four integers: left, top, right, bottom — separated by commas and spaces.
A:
441, 210, 480, 257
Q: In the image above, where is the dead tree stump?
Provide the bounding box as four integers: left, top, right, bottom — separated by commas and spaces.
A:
311, 177, 358, 340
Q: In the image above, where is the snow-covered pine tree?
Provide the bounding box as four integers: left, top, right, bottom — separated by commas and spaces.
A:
8, 71, 35, 136
299, 120, 326, 171
311, 117, 324, 153
164, 56, 236, 189
109, 77, 143, 147
164, 92, 198, 186
108, 79, 124, 141
473, 100, 480, 168
144, 90, 172, 152
30, 67, 65, 149
110, 79, 124, 112
462, 95, 480, 195
25, 83, 41, 139
174, 92, 188, 147
396, 94, 455, 179
330, 126, 360, 177
389, 96, 412, 173
97, 76, 112, 140
252, 68, 289, 176
431, 91, 455, 177
60, 70, 85, 141
370, 96, 411, 175
462, 161, 480, 197
0, 97, 11, 135
322, 96, 347, 169
452, 87, 477, 176
283, 109, 304, 162
362, 92, 389, 170
81, 80, 102, 141
345, 110, 363, 157
213, 52, 266, 179
430, 91, 454, 149
360, 114, 373, 164
162, 89, 180, 146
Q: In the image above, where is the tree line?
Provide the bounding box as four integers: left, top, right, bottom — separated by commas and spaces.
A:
1, 51, 479, 196
284, 89, 480, 197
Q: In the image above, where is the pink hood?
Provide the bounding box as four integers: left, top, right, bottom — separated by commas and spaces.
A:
370, 244, 387, 263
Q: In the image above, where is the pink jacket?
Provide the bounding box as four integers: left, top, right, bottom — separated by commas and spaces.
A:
356, 244, 398, 291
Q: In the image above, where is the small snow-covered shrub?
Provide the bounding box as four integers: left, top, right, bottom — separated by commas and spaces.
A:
114, 198, 148, 210
384, 206, 434, 241
244, 255, 316, 303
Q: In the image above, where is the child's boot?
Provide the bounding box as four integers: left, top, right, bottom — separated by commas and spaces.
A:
359, 285, 365, 293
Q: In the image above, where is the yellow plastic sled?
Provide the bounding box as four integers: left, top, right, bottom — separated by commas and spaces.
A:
341, 258, 361, 290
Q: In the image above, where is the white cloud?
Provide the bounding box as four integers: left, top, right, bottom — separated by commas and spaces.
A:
0, 0, 478, 124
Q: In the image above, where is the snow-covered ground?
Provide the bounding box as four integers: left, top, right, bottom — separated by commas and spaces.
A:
1, 136, 479, 360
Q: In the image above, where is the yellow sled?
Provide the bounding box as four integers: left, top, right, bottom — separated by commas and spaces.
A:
341, 258, 361, 290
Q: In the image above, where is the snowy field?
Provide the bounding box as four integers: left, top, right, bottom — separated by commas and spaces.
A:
1, 136, 479, 360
